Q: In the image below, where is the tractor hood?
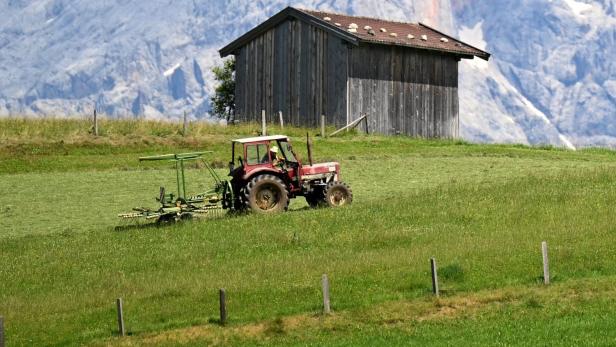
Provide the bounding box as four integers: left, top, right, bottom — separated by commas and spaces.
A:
301, 162, 340, 176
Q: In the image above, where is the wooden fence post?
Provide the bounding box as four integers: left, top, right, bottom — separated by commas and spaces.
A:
430, 258, 439, 296
182, 111, 188, 137
219, 288, 227, 325
306, 133, 314, 166
261, 110, 267, 136
93, 108, 99, 136
116, 298, 125, 337
321, 115, 326, 138
278, 111, 284, 129
0, 315, 4, 347
364, 113, 369, 134
542, 241, 550, 285
321, 274, 331, 314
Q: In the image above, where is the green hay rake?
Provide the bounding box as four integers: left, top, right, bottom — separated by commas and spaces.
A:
118, 152, 232, 223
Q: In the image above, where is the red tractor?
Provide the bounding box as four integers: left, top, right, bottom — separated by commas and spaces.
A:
227, 135, 352, 213
119, 134, 353, 223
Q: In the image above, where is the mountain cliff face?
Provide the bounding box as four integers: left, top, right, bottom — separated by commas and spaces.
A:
455, 0, 616, 148
0, 0, 614, 148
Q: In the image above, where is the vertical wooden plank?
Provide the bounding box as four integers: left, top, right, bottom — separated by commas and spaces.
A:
414, 51, 420, 137
295, 20, 302, 126
381, 46, 388, 133
258, 34, 265, 120
270, 29, 275, 121
316, 28, 322, 121
320, 30, 327, 123
454, 61, 459, 138
249, 39, 254, 120
344, 45, 350, 127
262, 31, 268, 121
389, 47, 396, 135
405, 50, 414, 136
423, 53, 430, 138
242, 44, 249, 121
433, 55, 439, 138
448, 56, 454, 138
286, 21, 293, 121
348, 47, 358, 128
272, 25, 280, 120
392, 46, 402, 135
309, 26, 316, 126
407, 52, 414, 136
442, 57, 450, 138
369, 47, 378, 134
249, 40, 255, 121
399, 50, 406, 135
299, 21, 308, 126
265, 29, 272, 121
427, 54, 434, 138
289, 20, 296, 125
353, 46, 363, 129
325, 33, 334, 125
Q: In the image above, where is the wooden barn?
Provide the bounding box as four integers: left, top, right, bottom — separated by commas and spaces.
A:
219, 7, 490, 138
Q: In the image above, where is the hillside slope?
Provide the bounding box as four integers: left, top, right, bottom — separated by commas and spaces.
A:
0, 119, 615, 345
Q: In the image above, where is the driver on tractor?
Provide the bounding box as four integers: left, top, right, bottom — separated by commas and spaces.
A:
263, 144, 285, 167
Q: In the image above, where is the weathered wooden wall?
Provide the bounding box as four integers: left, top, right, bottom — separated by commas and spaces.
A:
235, 19, 349, 127
348, 44, 459, 138
234, 18, 460, 138
349, 45, 459, 138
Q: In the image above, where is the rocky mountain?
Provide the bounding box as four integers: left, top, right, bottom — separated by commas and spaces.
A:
0, 0, 614, 148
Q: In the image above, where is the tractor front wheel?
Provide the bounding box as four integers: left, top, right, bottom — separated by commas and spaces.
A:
245, 175, 289, 213
324, 181, 353, 207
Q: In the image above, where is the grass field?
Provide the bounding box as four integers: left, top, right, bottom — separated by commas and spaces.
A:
1, 118, 615, 346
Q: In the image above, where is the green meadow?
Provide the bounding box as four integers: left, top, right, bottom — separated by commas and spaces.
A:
0, 118, 615, 346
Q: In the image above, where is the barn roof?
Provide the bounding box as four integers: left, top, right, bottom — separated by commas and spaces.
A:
220, 7, 490, 61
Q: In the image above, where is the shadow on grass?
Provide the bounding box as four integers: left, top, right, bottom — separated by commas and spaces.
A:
114, 222, 166, 232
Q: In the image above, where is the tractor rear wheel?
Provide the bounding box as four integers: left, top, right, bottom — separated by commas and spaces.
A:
324, 181, 353, 207
245, 175, 289, 213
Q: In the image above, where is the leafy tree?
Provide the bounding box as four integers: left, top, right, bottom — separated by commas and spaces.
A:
211, 58, 235, 121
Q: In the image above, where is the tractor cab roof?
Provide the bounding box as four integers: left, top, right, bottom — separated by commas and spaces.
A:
232, 135, 288, 144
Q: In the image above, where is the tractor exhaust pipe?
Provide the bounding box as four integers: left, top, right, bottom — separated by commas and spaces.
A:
306, 132, 314, 166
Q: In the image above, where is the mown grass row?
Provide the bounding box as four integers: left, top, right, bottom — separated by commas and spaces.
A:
3, 144, 615, 239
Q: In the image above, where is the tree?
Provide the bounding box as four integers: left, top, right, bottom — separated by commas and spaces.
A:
211, 58, 235, 121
